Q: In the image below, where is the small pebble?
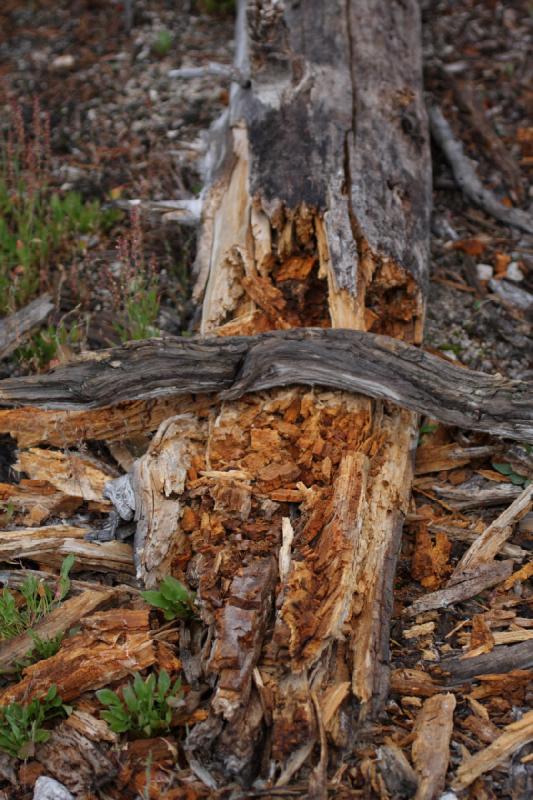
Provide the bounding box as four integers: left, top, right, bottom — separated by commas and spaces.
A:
51, 54, 75, 70
33, 777, 74, 800
476, 263, 493, 281
506, 261, 524, 282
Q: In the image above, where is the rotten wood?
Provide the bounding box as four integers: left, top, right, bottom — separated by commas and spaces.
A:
15, 448, 117, 508
0, 396, 200, 448
118, 0, 432, 786
442, 640, 533, 684
0, 330, 530, 442
453, 709, 533, 791
0, 294, 54, 361
0, 609, 156, 705
0, 525, 134, 574
0, 480, 82, 526
0, 587, 115, 673
415, 444, 497, 475
35, 722, 117, 796
450, 482, 533, 579
404, 559, 513, 618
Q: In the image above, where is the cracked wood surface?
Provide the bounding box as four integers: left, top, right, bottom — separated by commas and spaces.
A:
0, 0, 436, 791
116, 0, 432, 787
0, 329, 531, 442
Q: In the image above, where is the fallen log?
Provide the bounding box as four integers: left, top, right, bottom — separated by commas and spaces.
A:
0, 329, 531, 442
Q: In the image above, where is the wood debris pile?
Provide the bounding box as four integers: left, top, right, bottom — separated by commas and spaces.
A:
0, 0, 531, 798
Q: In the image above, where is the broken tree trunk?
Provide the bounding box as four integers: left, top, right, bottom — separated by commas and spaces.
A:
130, 0, 431, 787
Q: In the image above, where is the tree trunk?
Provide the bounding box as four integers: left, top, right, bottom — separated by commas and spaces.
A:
133, 0, 431, 787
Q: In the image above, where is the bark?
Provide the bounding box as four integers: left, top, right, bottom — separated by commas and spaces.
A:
121, 0, 431, 787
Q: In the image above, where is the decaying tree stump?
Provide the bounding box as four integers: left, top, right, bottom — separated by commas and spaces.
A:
128, 0, 431, 786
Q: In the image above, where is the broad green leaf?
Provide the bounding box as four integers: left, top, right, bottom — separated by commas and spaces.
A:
96, 689, 121, 707
492, 462, 513, 476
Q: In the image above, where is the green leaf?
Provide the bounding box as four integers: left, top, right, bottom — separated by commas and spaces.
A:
160, 576, 191, 604
96, 689, 122, 708
101, 710, 130, 733
492, 462, 513, 476
158, 670, 170, 698
140, 590, 168, 609
122, 684, 139, 713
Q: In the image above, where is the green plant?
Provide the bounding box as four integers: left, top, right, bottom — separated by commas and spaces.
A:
0, 555, 74, 641
15, 320, 83, 371
417, 422, 438, 446
14, 631, 64, 675
0, 501, 15, 526
0, 685, 71, 759
0, 99, 120, 315
492, 462, 531, 487
438, 342, 463, 356
106, 208, 160, 342
199, 0, 236, 14
141, 575, 196, 620
152, 29, 173, 57
96, 670, 182, 737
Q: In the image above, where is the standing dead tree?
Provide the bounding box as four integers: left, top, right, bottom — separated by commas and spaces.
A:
133, 0, 431, 787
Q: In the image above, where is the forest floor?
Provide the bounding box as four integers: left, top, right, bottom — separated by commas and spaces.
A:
0, 0, 532, 798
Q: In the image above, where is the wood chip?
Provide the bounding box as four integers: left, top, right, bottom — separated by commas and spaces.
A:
412, 693, 456, 800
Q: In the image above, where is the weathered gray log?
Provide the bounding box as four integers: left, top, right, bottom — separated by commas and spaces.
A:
0, 294, 54, 360
0, 329, 531, 442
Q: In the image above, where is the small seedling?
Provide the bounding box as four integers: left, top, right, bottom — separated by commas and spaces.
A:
141, 575, 196, 620
0, 555, 75, 641
96, 670, 182, 737
15, 320, 83, 371
0, 685, 71, 759
417, 422, 439, 446
0, 501, 15, 526
152, 29, 173, 57
439, 342, 463, 356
